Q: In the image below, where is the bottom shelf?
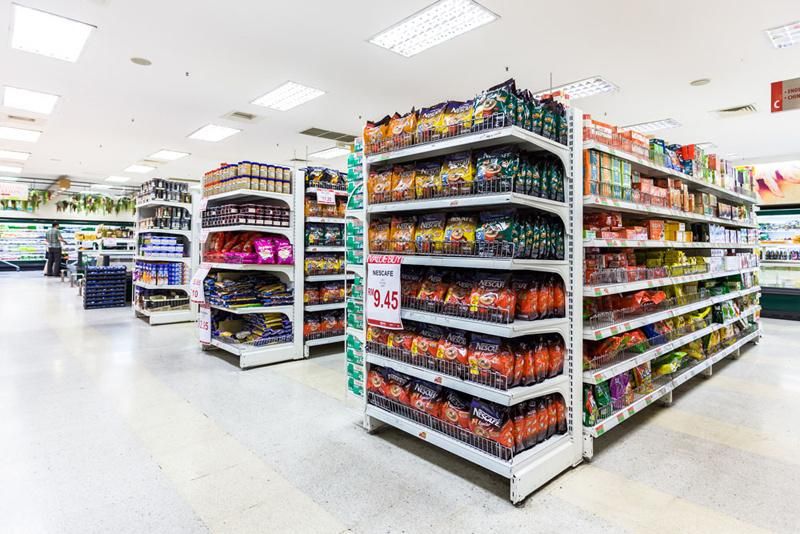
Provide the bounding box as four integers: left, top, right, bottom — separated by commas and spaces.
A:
304, 333, 346, 347
584, 327, 761, 438
134, 306, 193, 325
208, 338, 299, 368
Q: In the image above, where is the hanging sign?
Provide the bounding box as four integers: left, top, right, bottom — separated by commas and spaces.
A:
197, 304, 211, 344
190, 263, 211, 303
771, 77, 800, 113
316, 189, 336, 205
366, 254, 402, 330
0, 182, 28, 201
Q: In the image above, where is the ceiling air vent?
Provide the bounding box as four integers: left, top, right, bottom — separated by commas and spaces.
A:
714, 104, 757, 118
223, 111, 260, 123
300, 127, 356, 143
6, 114, 36, 123
289, 157, 310, 163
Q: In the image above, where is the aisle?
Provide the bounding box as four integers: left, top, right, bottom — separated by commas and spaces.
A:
1, 272, 797, 533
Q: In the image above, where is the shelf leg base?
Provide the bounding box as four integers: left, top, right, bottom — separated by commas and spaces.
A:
702, 365, 713, 378
582, 433, 594, 461
660, 390, 673, 407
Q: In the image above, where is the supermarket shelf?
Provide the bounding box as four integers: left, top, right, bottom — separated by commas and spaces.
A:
583, 141, 759, 205
305, 334, 346, 347
305, 187, 348, 196
395, 255, 567, 274
133, 281, 188, 291
366, 403, 571, 479
207, 262, 295, 275
671, 329, 760, 388
585, 239, 757, 249
134, 306, 193, 325
305, 246, 345, 253
306, 216, 345, 224
136, 199, 192, 210
305, 302, 345, 312
584, 195, 758, 229
209, 304, 294, 316
366, 125, 569, 167
134, 255, 190, 263
203, 224, 293, 240
366, 352, 568, 406
305, 273, 354, 282
760, 260, 800, 267
400, 309, 567, 338
203, 190, 293, 206
584, 286, 761, 340
584, 266, 760, 296
208, 338, 299, 369
80, 250, 135, 257
136, 228, 192, 239
368, 192, 568, 221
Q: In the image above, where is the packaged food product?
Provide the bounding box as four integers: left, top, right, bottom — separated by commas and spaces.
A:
469, 272, 515, 322
416, 102, 447, 140
368, 168, 393, 203
555, 395, 567, 434
513, 340, 532, 386
415, 161, 443, 199
473, 79, 517, 128
513, 276, 539, 320
387, 110, 418, 145
304, 314, 321, 338
366, 325, 390, 345
440, 151, 473, 195
513, 404, 528, 452
443, 100, 473, 136
443, 271, 474, 310
304, 196, 321, 217
476, 209, 516, 254
441, 391, 471, 429
583, 384, 598, 426
391, 164, 416, 202
306, 223, 324, 246
363, 116, 390, 149
304, 285, 320, 305
475, 146, 519, 192
436, 328, 469, 366
632, 362, 653, 393
523, 400, 540, 448
389, 215, 417, 253
367, 367, 386, 393
368, 216, 391, 252
382, 368, 412, 406
411, 325, 444, 360
547, 336, 565, 378
468, 334, 515, 382
444, 214, 477, 251
388, 327, 415, 352
408, 379, 442, 417
415, 213, 446, 254
533, 339, 550, 384
469, 399, 514, 449
417, 269, 448, 302
400, 268, 424, 300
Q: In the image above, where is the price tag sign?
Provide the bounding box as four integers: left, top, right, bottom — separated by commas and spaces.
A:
104, 238, 118, 247
316, 189, 336, 205
197, 304, 211, 344
366, 254, 402, 330
190, 263, 211, 303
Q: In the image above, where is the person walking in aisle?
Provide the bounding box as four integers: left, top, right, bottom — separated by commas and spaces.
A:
45, 222, 66, 277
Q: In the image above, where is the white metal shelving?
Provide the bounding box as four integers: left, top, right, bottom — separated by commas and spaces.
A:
359, 107, 584, 504
584, 266, 760, 296
585, 239, 757, 249
305, 273, 354, 282
304, 302, 345, 312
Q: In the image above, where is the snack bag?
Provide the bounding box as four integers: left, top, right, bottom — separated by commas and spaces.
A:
443, 100, 473, 136
275, 237, 294, 265
469, 272, 515, 322
387, 109, 418, 147
533, 339, 550, 384
363, 115, 390, 151
441, 391, 471, 429
535, 398, 549, 444
553, 276, 566, 317
304, 315, 321, 338
436, 328, 469, 366
583, 384, 598, 426
415, 160, 443, 199
537, 276, 555, 319
367, 367, 386, 394
415, 213, 446, 254
411, 325, 444, 360
368, 168, 392, 203
468, 334, 515, 383
368, 216, 391, 252
513, 276, 539, 321
475, 146, 519, 192
444, 215, 477, 253
547, 336, 565, 378
400, 268, 424, 300
391, 164, 416, 202
473, 79, 517, 128
387, 328, 415, 352
366, 325, 390, 346
441, 151, 474, 196
253, 237, 276, 264
409, 379, 442, 417
476, 209, 516, 256
304, 196, 320, 217
469, 399, 514, 449
443, 271, 474, 311
555, 395, 567, 434
390, 215, 417, 253
417, 269, 448, 303
632, 362, 653, 394
512, 404, 528, 453
382, 368, 412, 406
417, 102, 447, 141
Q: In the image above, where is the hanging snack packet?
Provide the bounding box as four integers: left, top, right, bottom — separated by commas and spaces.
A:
391, 164, 416, 202
415, 213, 446, 254
441, 151, 474, 196
415, 160, 443, 199
389, 215, 417, 253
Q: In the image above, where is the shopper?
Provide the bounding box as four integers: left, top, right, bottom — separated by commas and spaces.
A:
45, 222, 66, 277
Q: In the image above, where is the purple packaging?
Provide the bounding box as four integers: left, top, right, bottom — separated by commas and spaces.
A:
275, 236, 294, 265
254, 237, 277, 264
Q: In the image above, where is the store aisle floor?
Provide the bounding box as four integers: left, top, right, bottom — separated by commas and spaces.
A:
2, 272, 798, 534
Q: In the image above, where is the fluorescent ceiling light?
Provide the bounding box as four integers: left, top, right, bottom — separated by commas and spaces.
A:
91, 184, 111, 190
625, 118, 682, 134
3, 86, 60, 115
765, 20, 800, 49
369, 0, 498, 57
0, 126, 42, 143
148, 149, 190, 161
0, 149, 31, 161
251, 81, 325, 111
0, 165, 23, 174
105, 176, 130, 183
309, 146, 351, 159
188, 124, 241, 142
533, 76, 618, 99
124, 164, 155, 173
0, 176, 19, 181
11, 4, 95, 62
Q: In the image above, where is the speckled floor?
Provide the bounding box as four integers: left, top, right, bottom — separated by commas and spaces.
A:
1, 272, 797, 533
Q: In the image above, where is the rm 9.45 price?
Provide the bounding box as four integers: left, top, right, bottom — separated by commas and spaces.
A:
370, 288, 398, 310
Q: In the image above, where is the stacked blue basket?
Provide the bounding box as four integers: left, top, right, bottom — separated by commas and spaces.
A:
83, 266, 128, 309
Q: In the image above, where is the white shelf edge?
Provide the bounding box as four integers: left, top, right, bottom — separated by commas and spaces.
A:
394, 255, 567, 272
305, 273, 354, 282
584, 266, 760, 297
135, 228, 192, 238
133, 281, 188, 291
203, 190, 294, 206
305, 187, 348, 196
305, 246, 345, 253
136, 199, 192, 210
400, 309, 568, 338
585, 239, 757, 249
134, 306, 193, 325
206, 262, 295, 274
304, 334, 346, 347
306, 216, 346, 224
208, 338, 299, 368
209, 304, 294, 316
367, 192, 568, 220
304, 302, 346, 312
134, 255, 190, 263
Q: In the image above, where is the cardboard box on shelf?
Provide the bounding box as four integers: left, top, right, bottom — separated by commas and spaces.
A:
646, 219, 665, 240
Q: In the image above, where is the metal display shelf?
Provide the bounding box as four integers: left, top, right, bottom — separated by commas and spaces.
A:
584, 286, 761, 340
136, 228, 192, 238
582, 328, 761, 457
583, 141, 759, 205
305, 246, 345, 253
134, 306, 193, 325
585, 239, 757, 249
304, 302, 345, 312
136, 199, 192, 210
361, 105, 584, 504
209, 338, 299, 368
760, 260, 800, 266
134, 255, 191, 263
133, 281, 188, 291
305, 334, 346, 347
203, 189, 294, 206
305, 273, 354, 282
207, 262, 295, 277
202, 224, 293, 240
305, 187, 348, 196
209, 304, 294, 317
306, 216, 345, 224
584, 266, 760, 296
584, 195, 758, 229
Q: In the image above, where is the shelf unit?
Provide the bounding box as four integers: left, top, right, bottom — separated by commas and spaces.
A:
133, 180, 195, 325
358, 108, 584, 504
199, 180, 303, 369
581, 140, 762, 459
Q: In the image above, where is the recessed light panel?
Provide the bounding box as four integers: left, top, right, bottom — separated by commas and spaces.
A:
0, 176, 19, 181
0, 126, 41, 143
533, 76, 617, 99
625, 118, 682, 134
148, 150, 190, 161
309, 146, 351, 159
369, 0, 498, 57
124, 164, 155, 173
3, 86, 60, 114
105, 176, 130, 183
765, 20, 800, 49
188, 124, 241, 142
251, 82, 325, 111
11, 4, 95, 62
0, 165, 23, 174
0, 149, 31, 161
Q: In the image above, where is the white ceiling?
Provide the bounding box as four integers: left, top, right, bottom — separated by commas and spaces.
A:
1, 0, 800, 186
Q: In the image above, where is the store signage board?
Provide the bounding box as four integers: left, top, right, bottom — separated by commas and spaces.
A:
0, 182, 28, 201
197, 304, 211, 344
316, 189, 336, 205
190, 263, 211, 303
366, 254, 402, 330
771, 77, 800, 113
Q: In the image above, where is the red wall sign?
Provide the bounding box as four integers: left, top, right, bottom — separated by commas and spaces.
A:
771, 77, 800, 113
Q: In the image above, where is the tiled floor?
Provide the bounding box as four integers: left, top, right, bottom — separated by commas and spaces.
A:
1, 272, 798, 533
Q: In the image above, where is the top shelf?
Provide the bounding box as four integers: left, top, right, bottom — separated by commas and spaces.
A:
583, 141, 759, 206
365, 125, 569, 167
136, 199, 192, 210
203, 189, 293, 207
